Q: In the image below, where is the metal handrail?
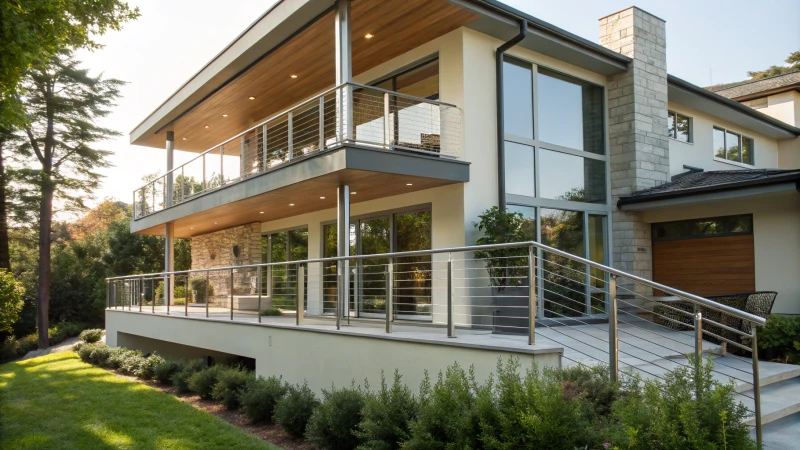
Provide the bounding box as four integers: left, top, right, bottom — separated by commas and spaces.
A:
105, 240, 765, 326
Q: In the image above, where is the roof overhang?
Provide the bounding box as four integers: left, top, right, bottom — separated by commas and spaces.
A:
730, 84, 800, 102
452, 0, 631, 76
668, 75, 800, 140
619, 179, 800, 211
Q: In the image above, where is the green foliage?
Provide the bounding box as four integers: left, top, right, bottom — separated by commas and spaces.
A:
89, 345, 111, 366
171, 359, 207, 393
78, 328, 103, 343
173, 297, 187, 306
553, 364, 621, 417
105, 346, 131, 370
188, 365, 227, 399
77, 342, 98, 363
473, 207, 532, 290
0, 270, 24, 333
189, 277, 213, 303
212, 366, 255, 410
757, 314, 800, 364
607, 357, 755, 450
238, 376, 289, 423
356, 370, 418, 450
154, 360, 182, 384
747, 50, 800, 80
118, 350, 146, 376
260, 306, 283, 316
306, 384, 366, 450
274, 382, 320, 437
138, 354, 165, 380
0, 321, 86, 362
71, 341, 85, 352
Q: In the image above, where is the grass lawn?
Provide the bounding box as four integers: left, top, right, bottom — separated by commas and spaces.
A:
0, 352, 279, 450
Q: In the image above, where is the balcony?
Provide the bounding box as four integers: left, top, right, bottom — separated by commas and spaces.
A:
133, 82, 463, 223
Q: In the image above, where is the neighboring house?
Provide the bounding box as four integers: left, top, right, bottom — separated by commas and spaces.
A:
106, 1, 800, 433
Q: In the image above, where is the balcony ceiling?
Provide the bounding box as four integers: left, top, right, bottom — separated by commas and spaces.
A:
134, 0, 478, 152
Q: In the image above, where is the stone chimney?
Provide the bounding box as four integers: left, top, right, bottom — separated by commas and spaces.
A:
600, 7, 669, 284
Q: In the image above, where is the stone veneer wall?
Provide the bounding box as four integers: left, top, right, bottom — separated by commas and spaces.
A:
600, 7, 670, 290
191, 223, 262, 304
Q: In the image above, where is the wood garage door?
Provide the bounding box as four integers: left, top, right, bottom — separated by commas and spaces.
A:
653, 234, 755, 297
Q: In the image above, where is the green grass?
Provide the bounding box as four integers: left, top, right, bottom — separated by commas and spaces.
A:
0, 352, 278, 450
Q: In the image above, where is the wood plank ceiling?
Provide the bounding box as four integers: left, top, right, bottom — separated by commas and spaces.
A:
135, 0, 477, 152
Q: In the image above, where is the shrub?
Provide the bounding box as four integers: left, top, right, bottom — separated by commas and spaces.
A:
188, 365, 227, 399
607, 357, 755, 450
212, 366, 255, 409
72, 341, 85, 353
189, 277, 214, 303
49, 322, 87, 345
138, 354, 166, 380
357, 370, 418, 450
155, 360, 183, 384
171, 359, 206, 393
0, 270, 24, 334
79, 329, 103, 344
89, 345, 112, 366
757, 314, 800, 364
17, 334, 38, 354
0, 336, 22, 361
77, 343, 98, 363
119, 350, 146, 376
274, 382, 320, 437
260, 307, 283, 316
173, 298, 186, 306
554, 364, 621, 417
306, 384, 366, 450
238, 376, 288, 423
106, 347, 133, 369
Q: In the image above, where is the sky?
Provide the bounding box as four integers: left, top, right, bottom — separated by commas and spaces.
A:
76, 0, 800, 217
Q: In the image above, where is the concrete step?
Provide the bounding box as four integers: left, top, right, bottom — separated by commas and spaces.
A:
738, 376, 800, 426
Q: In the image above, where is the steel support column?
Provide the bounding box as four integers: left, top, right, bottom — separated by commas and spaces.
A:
165, 222, 175, 311
166, 131, 175, 207
337, 185, 350, 330
335, 0, 353, 142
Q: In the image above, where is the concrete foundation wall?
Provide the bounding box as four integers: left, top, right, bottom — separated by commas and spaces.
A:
106, 311, 561, 394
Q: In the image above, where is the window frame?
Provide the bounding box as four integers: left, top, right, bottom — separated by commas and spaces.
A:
667, 110, 692, 143
713, 125, 755, 166
652, 214, 753, 242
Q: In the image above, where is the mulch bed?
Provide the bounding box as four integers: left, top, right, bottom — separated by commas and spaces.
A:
115, 371, 315, 450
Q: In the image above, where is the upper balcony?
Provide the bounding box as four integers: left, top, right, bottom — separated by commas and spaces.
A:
132, 81, 464, 231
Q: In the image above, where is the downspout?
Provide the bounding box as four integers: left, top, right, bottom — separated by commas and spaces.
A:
497, 19, 528, 210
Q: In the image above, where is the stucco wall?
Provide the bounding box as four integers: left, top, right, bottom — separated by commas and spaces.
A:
106, 311, 561, 394
666, 101, 781, 176
642, 191, 800, 315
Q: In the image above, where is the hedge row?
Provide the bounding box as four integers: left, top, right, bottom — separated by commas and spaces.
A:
0, 322, 93, 362
73, 343, 756, 450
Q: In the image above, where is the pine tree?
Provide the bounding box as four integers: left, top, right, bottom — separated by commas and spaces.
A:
18, 52, 123, 348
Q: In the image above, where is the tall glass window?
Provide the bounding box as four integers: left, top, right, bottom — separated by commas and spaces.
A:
262, 227, 308, 310
501, 56, 610, 318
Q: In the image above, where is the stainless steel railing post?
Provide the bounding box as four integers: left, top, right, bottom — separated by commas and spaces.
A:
447, 255, 455, 338
319, 96, 326, 151
336, 262, 342, 330
230, 269, 234, 321
694, 312, 703, 361
752, 328, 763, 448
528, 245, 536, 345
205, 271, 209, 318
384, 92, 391, 148
297, 263, 304, 326
386, 259, 393, 333
140, 277, 144, 312
608, 275, 618, 382
257, 266, 262, 324
185, 275, 189, 317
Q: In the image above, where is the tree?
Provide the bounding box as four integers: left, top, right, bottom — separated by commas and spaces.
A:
747, 50, 800, 80
0, 270, 25, 334
19, 52, 123, 348
0, 0, 139, 125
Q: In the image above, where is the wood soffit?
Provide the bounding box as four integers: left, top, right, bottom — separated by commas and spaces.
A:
134, 0, 478, 152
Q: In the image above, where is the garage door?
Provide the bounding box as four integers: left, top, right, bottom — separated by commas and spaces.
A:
652, 215, 755, 297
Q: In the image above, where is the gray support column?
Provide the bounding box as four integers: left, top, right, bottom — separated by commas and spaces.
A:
337, 185, 350, 327
166, 131, 175, 207
335, 0, 353, 142
165, 222, 175, 309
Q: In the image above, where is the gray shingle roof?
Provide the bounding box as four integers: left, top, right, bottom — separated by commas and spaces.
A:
711, 71, 800, 100
618, 169, 800, 206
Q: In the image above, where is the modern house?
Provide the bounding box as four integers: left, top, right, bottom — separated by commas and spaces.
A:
106, 0, 800, 439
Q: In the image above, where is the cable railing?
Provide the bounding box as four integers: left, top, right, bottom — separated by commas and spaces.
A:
132, 82, 463, 219
106, 240, 768, 444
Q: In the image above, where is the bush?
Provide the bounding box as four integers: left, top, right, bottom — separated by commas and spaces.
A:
212, 366, 255, 409
171, 359, 206, 393
607, 357, 755, 450
189, 277, 214, 303
155, 360, 183, 384
173, 298, 186, 306
274, 382, 320, 437
79, 329, 103, 344
17, 334, 38, 354
138, 354, 166, 380
306, 384, 366, 450
0, 270, 25, 334
119, 350, 146, 376
238, 376, 288, 423
89, 345, 112, 366
188, 365, 227, 399
77, 343, 98, 363
757, 314, 800, 364
356, 370, 418, 450
554, 364, 621, 417
72, 341, 85, 353
0, 336, 22, 361
106, 347, 133, 369
260, 307, 283, 316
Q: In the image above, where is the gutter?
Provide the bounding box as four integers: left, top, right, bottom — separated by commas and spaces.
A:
496, 19, 527, 210
617, 172, 800, 207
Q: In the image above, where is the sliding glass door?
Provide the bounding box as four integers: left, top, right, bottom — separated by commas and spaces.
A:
262, 228, 308, 310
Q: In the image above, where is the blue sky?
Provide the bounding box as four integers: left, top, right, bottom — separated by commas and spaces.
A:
76, 0, 799, 212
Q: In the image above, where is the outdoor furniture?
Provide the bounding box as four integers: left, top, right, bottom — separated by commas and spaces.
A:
652, 291, 777, 348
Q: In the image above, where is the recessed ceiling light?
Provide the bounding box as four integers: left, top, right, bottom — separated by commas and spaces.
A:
289, 203, 295, 206
190, 227, 194, 230
351, 191, 356, 195
249, 96, 255, 100
320, 196, 325, 200
406, 183, 413, 186
259, 211, 264, 214
204, 125, 209, 129
182, 137, 187, 140
222, 114, 228, 117
365, 33, 374, 39
290, 74, 298, 79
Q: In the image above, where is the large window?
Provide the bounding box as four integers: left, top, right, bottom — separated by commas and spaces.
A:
262, 227, 308, 310
502, 56, 610, 318
668, 110, 691, 142
653, 215, 753, 242
322, 206, 432, 320
714, 126, 754, 165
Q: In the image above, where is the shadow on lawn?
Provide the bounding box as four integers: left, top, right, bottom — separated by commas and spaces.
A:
0, 353, 272, 450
